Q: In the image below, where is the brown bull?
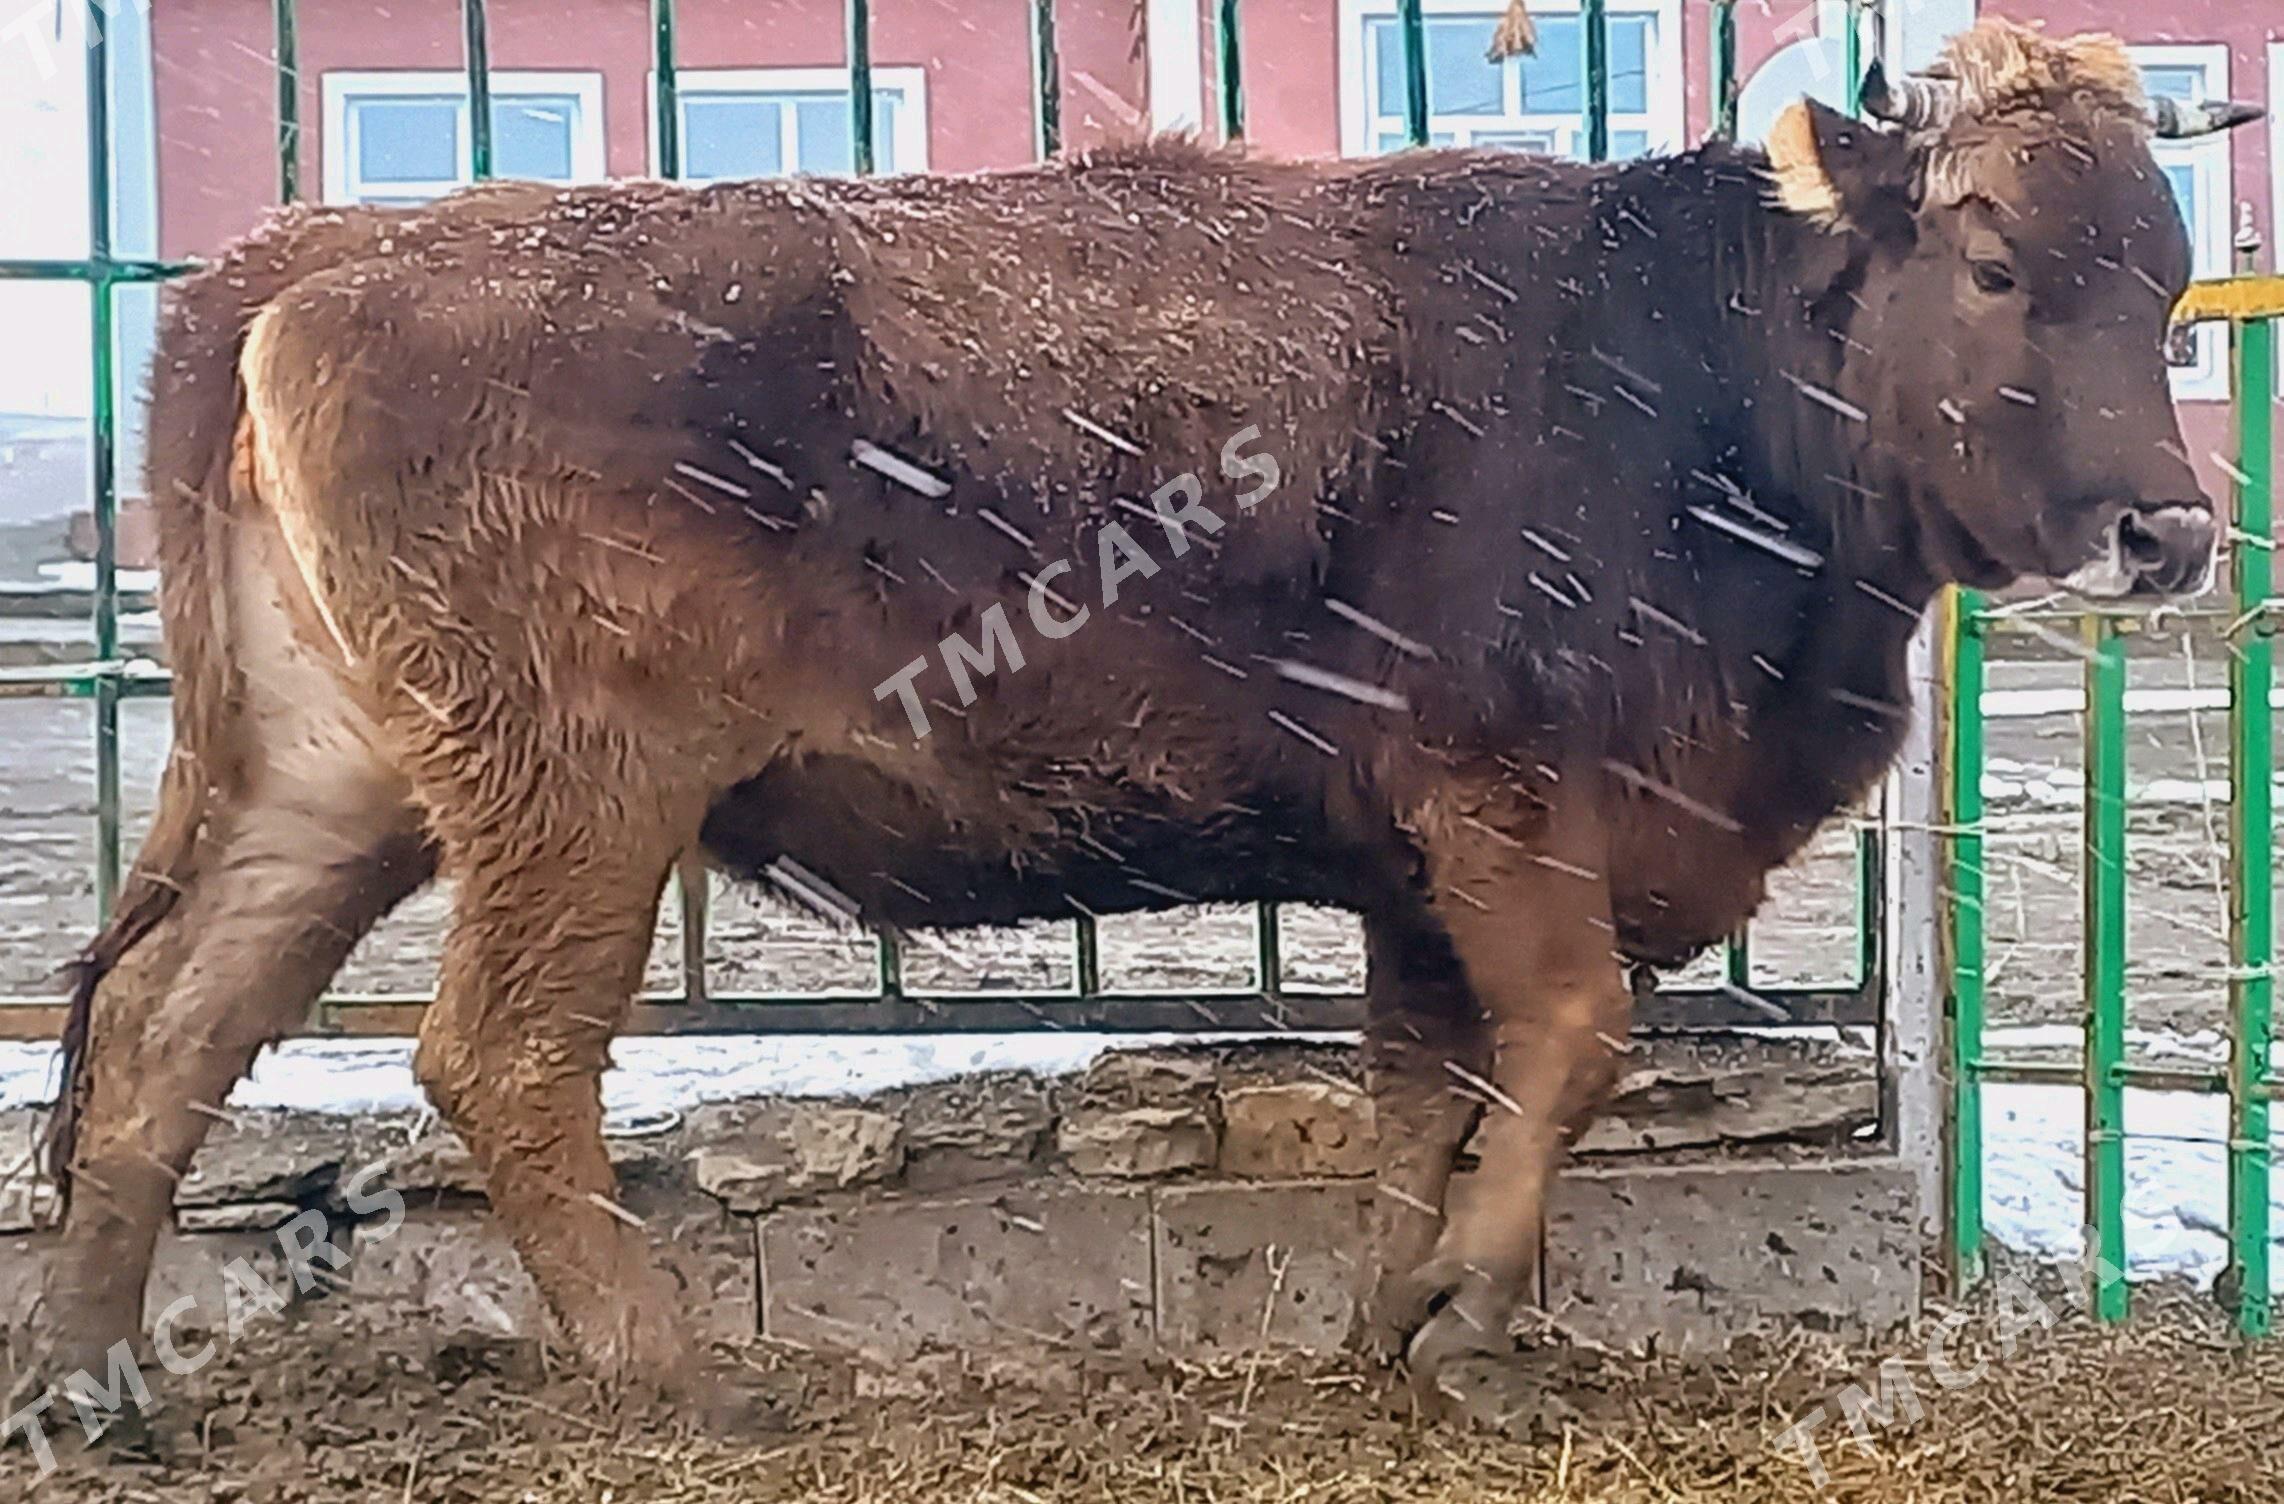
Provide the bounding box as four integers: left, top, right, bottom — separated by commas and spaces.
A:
24, 20, 2257, 1421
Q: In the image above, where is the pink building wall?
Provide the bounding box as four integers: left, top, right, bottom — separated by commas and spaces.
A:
151, 1, 2275, 493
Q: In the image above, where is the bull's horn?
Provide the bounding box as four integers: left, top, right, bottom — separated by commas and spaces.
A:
1486, 0, 1536, 61
1858, 59, 1957, 132
2148, 96, 2263, 139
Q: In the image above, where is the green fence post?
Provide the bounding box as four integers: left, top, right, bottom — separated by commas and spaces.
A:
1398, 0, 1429, 147
1031, 0, 1062, 159
2226, 261, 2275, 1336
1582, 0, 1608, 160
1946, 587, 1987, 1292
848, 0, 875, 175
1709, 0, 1738, 142
1216, 0, 1244, 142
2084, 615, 2130, 1322
462, 0, 492, 180
86, 1, 122, 921
274, 0, 301, 202
1843, 0, 1863, 117
652, 0, 680, 179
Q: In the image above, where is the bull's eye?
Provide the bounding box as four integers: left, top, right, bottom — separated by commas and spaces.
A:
1970, 259, 2018, 295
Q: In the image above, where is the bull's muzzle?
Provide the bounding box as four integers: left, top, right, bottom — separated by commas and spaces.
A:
2065, 503, 2218, 601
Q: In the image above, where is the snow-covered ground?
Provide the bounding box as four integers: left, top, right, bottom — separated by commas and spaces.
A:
6, 1028, 2278, 1293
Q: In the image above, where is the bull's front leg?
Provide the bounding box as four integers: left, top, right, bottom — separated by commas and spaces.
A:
1392, 784, 1632, 1411
1360, 907, 1490, 1359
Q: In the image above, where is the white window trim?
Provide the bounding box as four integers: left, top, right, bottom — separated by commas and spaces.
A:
320, 70, 606, 205
645, 66, 930, 179
2130, 44, 2232, 403
1336, 0, 1684, 159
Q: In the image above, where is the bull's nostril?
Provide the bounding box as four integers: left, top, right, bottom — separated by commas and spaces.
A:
2116, 511, 2167, 569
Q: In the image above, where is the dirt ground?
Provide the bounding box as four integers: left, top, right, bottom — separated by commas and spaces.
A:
5, 1271, 2281, 1503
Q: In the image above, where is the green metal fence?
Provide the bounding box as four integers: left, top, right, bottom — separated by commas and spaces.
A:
0, 0, 1877, 1048
1944, 252, 2281, 1337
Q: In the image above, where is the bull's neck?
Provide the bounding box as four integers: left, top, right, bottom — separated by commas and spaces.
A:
1638, 146, 1939, 620
1582, 148, 1942, 814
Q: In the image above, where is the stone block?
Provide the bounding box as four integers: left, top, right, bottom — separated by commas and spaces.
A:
351, 1212, 542, 1338
903, 1074, 1051, 1190
760, 1186, 1152, 1359
692, 1105, 904, 1213
176, 1201, 302, 1234
146, 1220, 349, 1342
1, 1179, 58, 1235
1057, 1106, 1217, 1179
1152, 1181, 1373, 1354
361, 1124, 488, 1201
623, 1187, 760, 1347
1543, 1158, 1920, 1353
0, 1233, 55, 1337
1219, 1083, 1376, 1179
177, 1112, 354, 1209
1071, 1049, 1218, 1108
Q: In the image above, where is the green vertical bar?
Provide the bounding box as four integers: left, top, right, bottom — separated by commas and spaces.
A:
1397, 0, 1428, 147
274, 0, 300, 202
462, 0, 492, 180
1947, 587, 1987, 1291
1582, 0, 1608, 160
2084, 616, 2130, 1323
847, 0, 875, 176
1724, 931, 1750, 989
2227, 301, 2274, 1338
1710, 0, 1737, 142
1215, 0, 1244, 142
1074, 916, 1100, 996
677, 863, 708, 1005
1854, 827, 1878, 986
1031, 0, 1061, 159
878, 931, 903, 998
652, 0, 680, 180
1843, 0, 1863, 116
87, 0, 122, 919
1258, 902, 1284, 994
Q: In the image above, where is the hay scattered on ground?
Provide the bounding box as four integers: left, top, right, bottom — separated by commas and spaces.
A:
8, 1278, 2282, 1502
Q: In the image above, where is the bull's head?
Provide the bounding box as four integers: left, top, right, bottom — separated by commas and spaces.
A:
1762, 20, 2259, 601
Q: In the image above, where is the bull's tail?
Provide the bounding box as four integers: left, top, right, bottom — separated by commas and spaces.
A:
43, 263, 258, 1202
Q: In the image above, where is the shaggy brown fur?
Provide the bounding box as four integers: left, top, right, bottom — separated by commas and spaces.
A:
28, 19, 2247, 1428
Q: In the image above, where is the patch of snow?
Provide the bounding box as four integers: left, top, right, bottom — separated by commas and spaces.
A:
20, 562, 162, 596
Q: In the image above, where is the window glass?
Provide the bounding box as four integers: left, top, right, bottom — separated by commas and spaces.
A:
685, 90, 907, 179
2140, 65, 2203, 103
492, 95, 577, 181
1522, 17, 1581, 113
355, 97, 458, 185
1359, 7, 1663, 161
685, 96, 785, 179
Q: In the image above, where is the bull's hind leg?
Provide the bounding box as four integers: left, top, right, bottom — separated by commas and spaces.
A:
1360, 908, 1489, 1359
30, 586, 425, 1399
409, 774, 697, 1387
1394, 783, 1631, 1415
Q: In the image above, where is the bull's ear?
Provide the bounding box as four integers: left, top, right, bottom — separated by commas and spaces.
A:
1766, 98, 1916, 236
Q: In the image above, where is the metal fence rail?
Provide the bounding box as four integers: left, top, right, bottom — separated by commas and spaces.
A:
2, 0, 1878, 1046
1945, 257, 2282, 1338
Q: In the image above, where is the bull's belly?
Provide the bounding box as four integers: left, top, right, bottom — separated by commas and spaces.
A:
1607, 827, 1778, 972
696, 753, 1383, 932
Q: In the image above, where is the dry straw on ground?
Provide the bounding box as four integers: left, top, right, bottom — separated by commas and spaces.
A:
8, 1274, 2282, 1503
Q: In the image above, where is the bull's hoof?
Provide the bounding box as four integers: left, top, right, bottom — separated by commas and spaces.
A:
598, 1350, 802, 1439
4, 1314, 166, 1463
1372, 1255, 1527, 1407
1423, 1352, 1583, 1441
0, 1372, 164, 1466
